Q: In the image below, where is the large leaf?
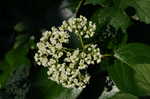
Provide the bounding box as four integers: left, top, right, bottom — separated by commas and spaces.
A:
109, 92, 138, 99
89, 0, 150, 32
0, 35, 33, 88
91, 7, 131, 31
29, 67, 82, 99
114, 43, 150, 65
129, 0, 150, 23
107, 60, 138, 95
113, 43, 150, 96
112, 0, 130, 9
113, 0, 150, 23
110, 10, 131, 31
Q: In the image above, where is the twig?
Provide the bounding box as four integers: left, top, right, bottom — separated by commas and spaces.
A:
75, 0, 84, 17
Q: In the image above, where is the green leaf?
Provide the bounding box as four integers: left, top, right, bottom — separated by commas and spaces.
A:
129, 0, 150, 23
91, 7, 131, 31
113, 0, 150, 23
109, 92, 138, 99
112, 0, 130, 10
110, 10, 131, 31
30, 67, 81, 99
114, 43, 150, 66
0, 35, 32, 88
84, 0, 106, 5
90, 0, 150, 31
108, 60, 139, 95
91, 7, 113, 31
113, 43, 150, 96
89, 0, 132, 31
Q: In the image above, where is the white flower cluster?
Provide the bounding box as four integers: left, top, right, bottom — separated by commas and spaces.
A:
60, 15, 96, 38
34, 15, 102, 89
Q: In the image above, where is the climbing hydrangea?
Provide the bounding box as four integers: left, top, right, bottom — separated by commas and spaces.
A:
34, 15, 102, 89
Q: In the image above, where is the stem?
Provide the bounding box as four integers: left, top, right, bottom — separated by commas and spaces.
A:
101, 54, 112, 58
77, 33, 84, 49
75, 0, 84, 17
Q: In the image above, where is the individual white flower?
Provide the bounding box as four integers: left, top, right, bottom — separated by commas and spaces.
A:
40, 57, 48, 67
34, 15, 102, 89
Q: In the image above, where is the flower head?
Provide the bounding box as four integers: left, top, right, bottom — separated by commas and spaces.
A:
34, 15, 102, 89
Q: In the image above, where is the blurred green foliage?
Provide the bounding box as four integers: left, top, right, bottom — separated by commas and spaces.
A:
0, 35, 33, 88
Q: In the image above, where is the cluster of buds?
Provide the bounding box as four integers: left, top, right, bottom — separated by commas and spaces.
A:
34, 15, 102, 89
60, 15, 96, 38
